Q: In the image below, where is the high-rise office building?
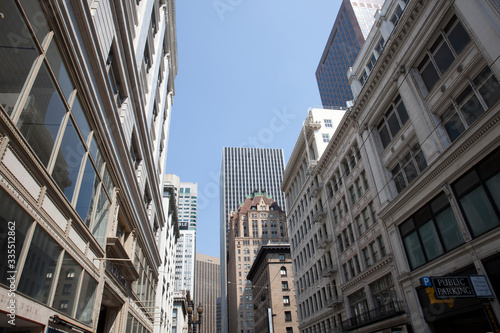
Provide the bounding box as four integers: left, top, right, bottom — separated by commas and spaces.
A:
165, 174, 198, 296
0, 0, 177, 332
220, 147, 286, 333
316, 0, 384, 108
227, 193, 288, 333
195, 253, 221, 333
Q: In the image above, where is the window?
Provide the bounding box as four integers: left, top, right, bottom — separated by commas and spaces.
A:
280, 266, 287, 277
285, 311, 292, 322
360, 69, 368, 86
279, 254, 286, 261
400, 192, 464, 270
391, 144, 428, 193
417, 15, 471, 92
367, 53, 376, 71
322, 133, 330, 143
324, 119, 333, 127
348, 288, 369, 322
106, 48, 127, 107
452, 148, 500, 237
286, 328, 294, 333
390, 5, 403, 25
377, 95, 409, 148
441, 67, 500, 142
370, 274, 397, 312
283, 296, 290, 306
375, 37, 385, 55
282, 281, 289, 291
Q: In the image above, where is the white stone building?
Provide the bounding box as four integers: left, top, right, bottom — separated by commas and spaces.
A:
284, 0, 500, 332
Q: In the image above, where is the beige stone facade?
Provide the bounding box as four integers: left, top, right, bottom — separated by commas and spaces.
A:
247, 244, 299, 333
227, 193, 288, 333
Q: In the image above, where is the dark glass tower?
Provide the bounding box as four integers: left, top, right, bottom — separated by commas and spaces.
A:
316, 0, 385, 108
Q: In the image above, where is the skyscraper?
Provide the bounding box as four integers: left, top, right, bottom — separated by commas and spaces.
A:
165, 174, 198, 296
220, 147, 286, 333
316, 0, 385, 108
195, 253, 221, 333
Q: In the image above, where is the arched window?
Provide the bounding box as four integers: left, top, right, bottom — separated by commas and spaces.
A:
280, 266, 287, 277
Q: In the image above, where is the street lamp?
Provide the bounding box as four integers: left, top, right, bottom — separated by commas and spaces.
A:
187, 301, 203, 333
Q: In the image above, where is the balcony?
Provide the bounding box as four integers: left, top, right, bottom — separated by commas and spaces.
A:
313, 208, 327, 223
326, 296, 343, 308
106, 237, 139, 289
318, 236, 333, 249
320, 264, 338, 278
341, 300, 405, 331
310, 181, 323, 198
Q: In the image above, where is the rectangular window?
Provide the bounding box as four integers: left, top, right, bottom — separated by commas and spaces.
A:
324, 119, 333, 127
283, 296, 290, 306
391, 144, 428, 193
417, 15, 471, 92
377, 95, 409, 148
400, 192, 464, 270
441, 67, 500, 142
322, 133, 330, 143
453, 149, 500, 237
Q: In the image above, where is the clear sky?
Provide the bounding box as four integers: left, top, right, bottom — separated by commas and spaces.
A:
165, 0, 342, 258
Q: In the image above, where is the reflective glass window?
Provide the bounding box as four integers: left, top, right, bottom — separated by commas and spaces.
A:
17, 63, 66, 166
18, 225, 62, 304
75, 271, 98, 325
0, 0, 39, 116
52, 253, 83, 316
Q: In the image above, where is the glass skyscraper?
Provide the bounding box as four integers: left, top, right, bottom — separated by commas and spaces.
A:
316, 0, 385, 108
219, 147, 286, 333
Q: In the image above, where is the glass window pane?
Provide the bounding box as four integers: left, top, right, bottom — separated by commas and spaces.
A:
379, 125, 391, 148
461, 95, 485, 125
396, 101, 409, 124
75, 271, 98, 325
89, 138, 104, 174
460, 187, 500, 236
0, 188, 33, 285
434, 42, 454, 74
102, 167, 114, 196
435, 207, 464, 251
75, 157, 99, 225
418, 221, 444, 260
52, 253, 83, 316
454, 170, 480, 196
444, 113, 466, 142
486, 174, 500, 212
92, 187, 110, 248
403, 161, 418, 184
18, 225, 62, 304
70, 96, 91, 143
387, 112, 401, 137
414, 150, 428, 172
46, 40, 74, 101
421, 62, 440, 91
0, 0, 40, 116
479, 76, 500, 109
19, 0, 51, 42
17, 63, 66, 166
447, 21, 470, 55
52, 118, 85, 201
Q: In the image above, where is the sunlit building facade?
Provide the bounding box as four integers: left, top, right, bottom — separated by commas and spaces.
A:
0, 0, 177, 332
194, 253, 221, 333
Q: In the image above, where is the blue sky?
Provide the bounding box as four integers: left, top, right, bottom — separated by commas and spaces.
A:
165, 1, 342, 258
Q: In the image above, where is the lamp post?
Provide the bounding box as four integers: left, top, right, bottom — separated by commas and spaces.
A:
187, 300, 203, 333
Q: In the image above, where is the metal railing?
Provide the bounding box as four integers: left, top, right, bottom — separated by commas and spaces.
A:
341, 300, 405, 330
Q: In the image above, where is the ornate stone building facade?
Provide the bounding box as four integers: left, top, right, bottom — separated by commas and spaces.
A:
0, 0, 178, 332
